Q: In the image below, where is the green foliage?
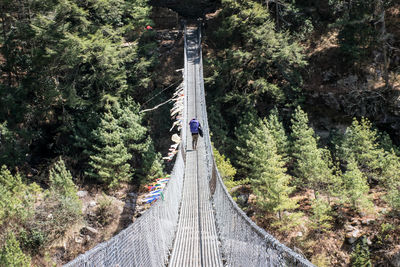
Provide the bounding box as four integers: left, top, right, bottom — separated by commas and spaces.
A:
0, 166, 38, 228
0, 233, 31, 267
87, 110, 132, 188
117, 100, 163, 181
234, 111, 259, 179
341, 158, 372, 211
49, 158, 79, 200
96, 193, 115, 226
265, 108, 289, 160
271, 211, 303, 232
310, 196, 332, 232
0, 0, 156, 170
381, 151, 400, 210
338, 118, 382, 181
213, 144, 237, 191
290, 106, 335, 195
331, 0, 378, 65
244, 118, 298, 219
21, 158, 84, 246
350, 236, 372, 267
206, 0, 306, 125
87, 101, 162, 187
0, 123, 27, 167
49, 158, 82, 219
274, 0, 314, 39
19, 228, 47, 254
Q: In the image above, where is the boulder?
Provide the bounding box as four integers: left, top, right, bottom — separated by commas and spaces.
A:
390, 251, 400, 267
346, 228, 361, 244
361, 219, 375, 226
82, 226, 99, 236
77, 191, 88, 198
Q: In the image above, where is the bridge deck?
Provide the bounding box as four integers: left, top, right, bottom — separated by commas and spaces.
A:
169, 28, 223, 267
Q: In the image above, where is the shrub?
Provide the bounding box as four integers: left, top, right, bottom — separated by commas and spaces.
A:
27, 159, 83, 245
213, 144, 237, 191
350, 236, 372, 267
0, 166, 39, 233
19, 228, 47, 254
0, 233, 31, 267
310, 196, 333, 232
96, 194, 115, 226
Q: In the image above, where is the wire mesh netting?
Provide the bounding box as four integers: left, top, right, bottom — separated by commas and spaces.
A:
195, 27, 315, 267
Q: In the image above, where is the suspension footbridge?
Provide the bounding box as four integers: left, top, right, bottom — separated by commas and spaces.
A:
65, 26, 315, 267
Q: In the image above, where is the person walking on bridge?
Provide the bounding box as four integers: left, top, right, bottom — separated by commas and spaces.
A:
189, 118, 202, 150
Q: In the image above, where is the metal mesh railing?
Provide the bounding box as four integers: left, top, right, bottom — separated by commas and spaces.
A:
64, 146, 185, 267
195, 27, 315, 267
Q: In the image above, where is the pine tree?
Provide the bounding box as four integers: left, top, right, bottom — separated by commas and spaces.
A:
331, 0, 378, 65
0, 123, 26, 167
339, 118, 382, 181
381, 151, 400, 210
342, 158, 372, 211
234, 111, 259, 179
0, 233, 31, 267
265, 107, 289, 161
87, 110, 132, 188
0, 166, 37, 226
290, 106, 334, 196
49, 158, 79, 200
117, 100, 162, 181
310, 195, 332, 232
246, 118, 298, 220
49, 158, 82, 218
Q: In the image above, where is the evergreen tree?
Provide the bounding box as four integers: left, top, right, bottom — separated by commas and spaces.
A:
0, 166, 37, 227
0, 123, 26, 167
246, 118, 298, 220
117, 100, 162, 181
87, 110, 132, 188
310, 195, 333, 232
329, 0, 382, 66
381, 151, 400, 210
49, 158, 79, 200
0, 233, 31, 267
49, 158, 82, 219
341, 158, 372, 211
290, 106, 334, 196
206, 0, 307, 129
234, 111, 259, 179
338, 118, 382, 181
265, 107, 289, 161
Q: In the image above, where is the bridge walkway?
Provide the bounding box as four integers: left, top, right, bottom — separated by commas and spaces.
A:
168, 27, 223, 267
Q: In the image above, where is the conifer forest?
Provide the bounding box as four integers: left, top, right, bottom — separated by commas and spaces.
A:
1, 0, 400, 266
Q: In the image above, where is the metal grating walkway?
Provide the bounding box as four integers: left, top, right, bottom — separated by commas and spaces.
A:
169, 27, 223, 267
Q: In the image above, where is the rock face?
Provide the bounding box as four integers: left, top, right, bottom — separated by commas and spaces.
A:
150, 0, 219, 18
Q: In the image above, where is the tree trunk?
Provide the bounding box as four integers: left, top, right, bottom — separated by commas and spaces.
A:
377, 0, 389, 88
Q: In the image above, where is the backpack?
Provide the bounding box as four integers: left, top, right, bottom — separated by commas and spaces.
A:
198, 125, 203, 137
189, 120, 199, 133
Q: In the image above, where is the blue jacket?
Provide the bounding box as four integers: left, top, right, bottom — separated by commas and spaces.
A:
189, 119, 200, 133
